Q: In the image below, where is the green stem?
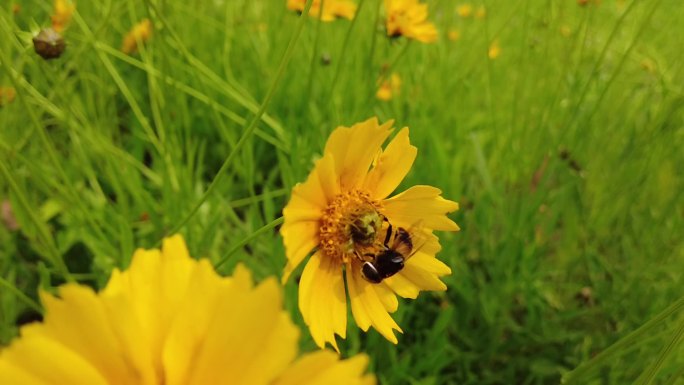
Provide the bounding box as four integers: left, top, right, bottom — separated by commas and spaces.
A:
635, 314, 684, 385
363, 40, 411, 107
328, 0, 367, 101
559, 0, 639, 140
0, 277, 43, 315
563, 295, 684, 384
367, 0, 383, 75
0, 162, 72, 282
164, 0, 315, 237
214, 216, 284, 269
304, 0, 325, 105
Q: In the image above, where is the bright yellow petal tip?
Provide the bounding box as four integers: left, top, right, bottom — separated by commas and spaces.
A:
121, 18, 153, 54
376, 73, 402, 101
287, 0, 357, 22
282, 117, 459, 347
385, 0, 438, 43
51, 0, 75, 33
0, 235, 375, 384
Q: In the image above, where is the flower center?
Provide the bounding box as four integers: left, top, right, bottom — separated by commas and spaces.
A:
319, 190, 384, 263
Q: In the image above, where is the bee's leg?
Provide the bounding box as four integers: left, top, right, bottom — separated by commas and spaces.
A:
383, 222, 393, 247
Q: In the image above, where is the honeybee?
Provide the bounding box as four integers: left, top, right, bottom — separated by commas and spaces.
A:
361, 221, 422, 284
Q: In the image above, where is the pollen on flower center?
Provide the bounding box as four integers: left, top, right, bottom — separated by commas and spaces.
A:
319, 190, 384, 263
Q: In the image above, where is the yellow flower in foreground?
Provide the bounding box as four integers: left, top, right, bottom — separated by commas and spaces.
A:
122, 18, 153, 54
376, 73, 402, 101
287, 0, 357, 22
0, 87, 16, 106
51, 0, 74, 33
456, 4, 473, 18
385, 0, 438, 43
281, 117, 459, 349
0, 235, 375, 385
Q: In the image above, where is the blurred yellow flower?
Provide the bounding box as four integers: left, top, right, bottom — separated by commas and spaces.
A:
121, 18, 153, 54
385, 0, 438, 43
475, 5, 486, 19
488, 39, 500, 59
0, 87, 16, 106
51, 0, 74, 33
287, 0, 357, 21
447, 29, 461, 41
456, 4, 473, 18
0, 235, 375, 385
376, 73, 401, 101
281, 117, 459, 349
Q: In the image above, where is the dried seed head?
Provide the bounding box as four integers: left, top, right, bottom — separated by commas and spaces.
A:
33, 28, 66, 60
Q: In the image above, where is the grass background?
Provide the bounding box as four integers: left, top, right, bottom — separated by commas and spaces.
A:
1, 0, 683, 383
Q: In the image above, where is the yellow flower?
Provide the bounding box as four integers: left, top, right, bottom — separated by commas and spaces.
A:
0, 87, 16, 106
51, 0, 74, 33
121, 19, 153, 54
281, 118, 459, 349
447, 29, 461, 41
456, 4, 473, 18
287, 0, 357, 22
376, 73, 402, 101
0, 235, 375, 385
488, 39, 500, 59
384, 0, 438, 43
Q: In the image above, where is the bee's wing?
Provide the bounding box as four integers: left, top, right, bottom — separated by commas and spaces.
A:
395, 220, 429, 262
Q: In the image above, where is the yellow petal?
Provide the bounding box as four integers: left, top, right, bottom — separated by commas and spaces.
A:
188, 278, 298, 385
383, 185, 460, 231
0, 325, 108, 385
273, 351, 375, 385
416, 229, 442, 255
103, 237, 210, 383
232, 262, 254, 288
401, 261, 448, 292
162, 261, 229, 385
37, 286, 142, 383
383, 272, 421, 299
330, 0, 357, 20
288, 154, 335, 211
384, 252, 450, 298
409, 251, 452, 276
299, 253, 347, 351
376, 282, 399, 312
280, 220, 319, 283
0, 360, 46, 385
162, 234, 191, 260
346, 262, 402, 343
100, 292, 158, 384
324, 118, 394, 190
363, 127, 417, 200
